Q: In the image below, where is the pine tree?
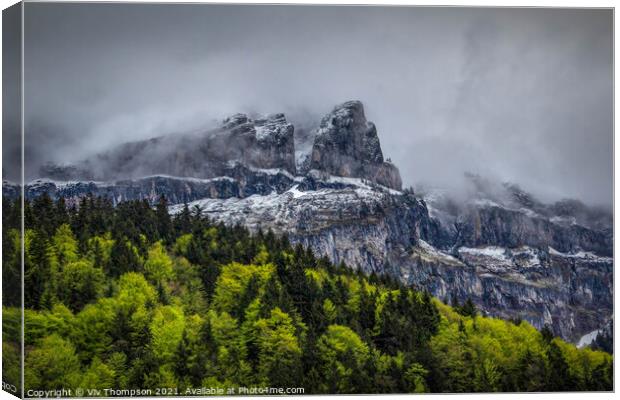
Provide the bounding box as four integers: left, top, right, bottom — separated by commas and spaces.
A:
174, 202, 192, 235
545, 341, 572, 391
155, 195, 173, 243
109, 237, 142, 277
540, 324, 554, 344
460, 298, 477, 318
25, 231, 54, 309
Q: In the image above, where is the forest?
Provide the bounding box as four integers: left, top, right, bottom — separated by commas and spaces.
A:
2, 194, 613, 394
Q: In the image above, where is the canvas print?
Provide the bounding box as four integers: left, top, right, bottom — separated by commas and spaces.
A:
1, 2, 614, 397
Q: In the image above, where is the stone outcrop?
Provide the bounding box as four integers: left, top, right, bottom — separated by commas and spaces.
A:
39, 112, 297, 181
38, 101, 400, 190
221, 113, 296, 173
310, 101, 402, 190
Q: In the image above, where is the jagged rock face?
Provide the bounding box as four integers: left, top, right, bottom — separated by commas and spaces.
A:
402, 243, 612, 342
452, 205, 612, 257
223, 113, 296, 173
410, 182, 613, 342
419, 179, 613, 257
39, 113, 297, 181
166, 179, 423, 275
254, 114, 295, 171
38, 100, 400, 190
10, 164, 300, 207
310, 101, 402, 190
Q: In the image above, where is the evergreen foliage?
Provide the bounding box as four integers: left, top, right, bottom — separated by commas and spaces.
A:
2, 196, 612, 394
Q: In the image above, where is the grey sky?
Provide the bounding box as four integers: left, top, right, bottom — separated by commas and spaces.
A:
19, 4, 613, 206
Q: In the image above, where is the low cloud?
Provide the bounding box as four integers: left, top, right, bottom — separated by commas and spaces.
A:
16, 4, 612, 207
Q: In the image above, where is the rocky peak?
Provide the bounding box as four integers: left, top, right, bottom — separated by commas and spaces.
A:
218, 112, 295, 173
310, 100, 402, 190
251, 113, 296, 173
221, 113, 256, 141
221, 112, 293, 141
313, 100, 383, 163
255, 113, 291, 138
39, 112, 298, 181
222, 113, 251, 129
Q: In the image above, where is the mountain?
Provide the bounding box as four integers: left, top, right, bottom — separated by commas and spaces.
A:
38, 111, 297, 181
308, 100, 402, 190
4, 100, 612, 344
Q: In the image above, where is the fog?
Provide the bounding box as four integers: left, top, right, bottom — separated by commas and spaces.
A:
16, 4, 612, 207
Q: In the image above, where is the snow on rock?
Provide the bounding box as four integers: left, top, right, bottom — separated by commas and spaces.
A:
549, 247, 613, 263
287, 185, 307, 199
414, 240, 462, 265
577, 329, 601, 348
169, 184, 392, 234
309, 100, 402, 190
458, 246, 510, 261
510, 246, 542, 268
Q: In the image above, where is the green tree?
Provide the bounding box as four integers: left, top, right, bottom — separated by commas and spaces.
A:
155, 195, 173, 243
52, 224, 79, 265
545, 341, 572, 391
79, 357, 115, 390
24, 335, 81, 391
254, 307, 303, 387
317, 325, 370, 393
57, 260, 105, 312
25, 231, 57, 309
144, 242, 175, 284
150, 305, 186, 362
109, 238, 143, 277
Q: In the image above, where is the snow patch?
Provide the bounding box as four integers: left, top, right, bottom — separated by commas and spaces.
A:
458, 246, 509, 260
511, 246, 542, 268
324, 175, 402, 195
138, 174, 236, 184
548, 247, 612, 263
287, 185, 306, 199
550, 215, 577, 226
577, 329, 600, 348
254, 124, 270, 140
28, 178, 110, 189
416, 240, 461, 264
247, 166, 297, 180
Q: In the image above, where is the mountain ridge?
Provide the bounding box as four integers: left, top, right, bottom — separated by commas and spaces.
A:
4, 100, 613, 345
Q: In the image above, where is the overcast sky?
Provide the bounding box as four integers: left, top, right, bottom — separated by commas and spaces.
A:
19, 4, 613, 206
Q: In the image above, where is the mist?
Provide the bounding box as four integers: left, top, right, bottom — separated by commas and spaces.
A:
18, 4, 612, 207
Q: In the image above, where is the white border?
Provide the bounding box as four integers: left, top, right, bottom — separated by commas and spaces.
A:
0, 2, 616, 400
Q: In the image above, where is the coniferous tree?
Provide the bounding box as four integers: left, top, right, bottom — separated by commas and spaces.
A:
25, 231, 54, 309
109, 237, 142, 277
459, 298, 478, 318
545, 341, 572, 391
156, 195, 173, 243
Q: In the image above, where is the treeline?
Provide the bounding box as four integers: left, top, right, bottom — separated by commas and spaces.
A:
2, 194, 613, 394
